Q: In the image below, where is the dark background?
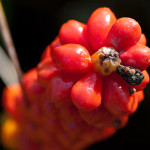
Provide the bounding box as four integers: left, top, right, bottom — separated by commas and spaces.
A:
0, 0, 150, 149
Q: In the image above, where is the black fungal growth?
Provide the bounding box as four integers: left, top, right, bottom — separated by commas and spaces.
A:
116, 65, 144, 86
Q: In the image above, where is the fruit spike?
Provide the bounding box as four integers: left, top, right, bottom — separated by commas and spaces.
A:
1, 7, 150, 150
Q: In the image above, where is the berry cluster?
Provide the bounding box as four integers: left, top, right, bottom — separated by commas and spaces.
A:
1, 7, 150, 150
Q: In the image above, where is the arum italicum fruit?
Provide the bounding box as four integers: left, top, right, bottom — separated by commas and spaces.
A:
1, 6, 150, 150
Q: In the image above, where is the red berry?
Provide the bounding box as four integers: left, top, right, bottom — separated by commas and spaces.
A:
134, 90, 144, 103
131, 70, 149, 91
138, 33, 147, 45
103, 73, 138, 116
41, 44, 53, 61
61, 120, 87, 139
41, 97, 59, 119
2, 84, 26, 121
59, 102, 82, 122
71, 71, 103, 111
87, 7, 116, 52
107, 17, 141, 51
59, 20, 90, 51
22, 68, 45, 104
119, 44, 150, 71
79, 104, 114, 128
50, 37, 62, 60
37, 61, 60, 88
54, 44, 92, 74
80, 126, 116, 144
46, 73, 80, 107
27, 103, 43, 124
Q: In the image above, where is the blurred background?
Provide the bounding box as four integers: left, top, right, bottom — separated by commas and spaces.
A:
0, 0, 150, 149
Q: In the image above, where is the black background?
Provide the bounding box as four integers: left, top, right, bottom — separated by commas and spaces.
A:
0, 0, 150, 150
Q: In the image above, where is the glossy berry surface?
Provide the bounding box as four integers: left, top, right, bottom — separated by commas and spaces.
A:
1, 7, 150, 150
107, 17, 142, 51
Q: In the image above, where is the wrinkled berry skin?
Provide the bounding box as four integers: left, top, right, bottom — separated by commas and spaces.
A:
1, 7, 150, 150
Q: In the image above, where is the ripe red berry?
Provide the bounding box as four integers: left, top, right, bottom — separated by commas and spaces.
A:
41, 44, 53, 61
46, 73, 80, 107
103, 73, 138, 116
37, 60, 60, 88
2, 84, 26, 121
107, 17, 142, 51
54, 44, 92, 74
50, 37, 62, 60
22, 68, 45, 104
138, 33, 147, 45
119, 44, 150, 71
79, 104, 114, 128
131, 70, 149, 91
71, 71, 103, 111
59, 20, 90, 50
59, 102, 82, 122
134, 90, 144, 103
87, 7, 116, 53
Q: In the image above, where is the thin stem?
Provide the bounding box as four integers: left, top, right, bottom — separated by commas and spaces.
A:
0, 0, 22, 84
0, 1, 28, 106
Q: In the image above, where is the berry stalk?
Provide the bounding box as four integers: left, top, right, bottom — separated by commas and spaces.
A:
0, 1, 22, 83
0, 1, 28, 106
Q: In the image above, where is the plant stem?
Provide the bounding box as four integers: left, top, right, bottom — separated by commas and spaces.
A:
0, 1, 28, 106
0, 0, 23, 84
